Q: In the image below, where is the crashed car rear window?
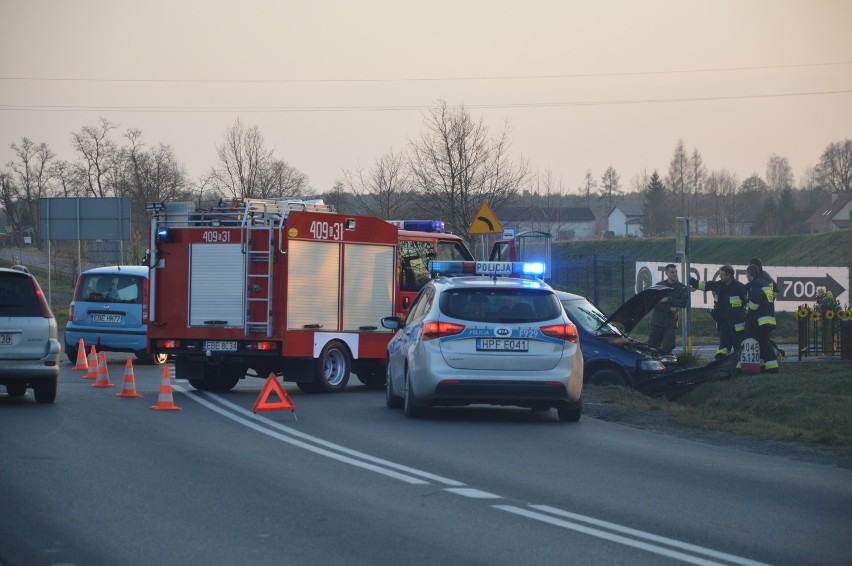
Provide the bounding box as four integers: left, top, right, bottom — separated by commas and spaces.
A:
440, 289, 561, 323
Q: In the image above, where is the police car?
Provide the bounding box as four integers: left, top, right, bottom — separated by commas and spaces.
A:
381, 261, 584, 421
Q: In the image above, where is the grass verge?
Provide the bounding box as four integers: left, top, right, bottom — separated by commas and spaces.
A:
588, 362, 852, 458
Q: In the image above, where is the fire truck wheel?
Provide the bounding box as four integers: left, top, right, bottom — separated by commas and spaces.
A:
314, 341, 351, 392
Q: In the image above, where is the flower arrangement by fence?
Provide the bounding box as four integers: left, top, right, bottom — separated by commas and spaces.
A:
797, 289, 852, 359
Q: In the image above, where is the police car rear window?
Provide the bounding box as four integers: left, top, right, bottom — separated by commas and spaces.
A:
440, 289, 561, 323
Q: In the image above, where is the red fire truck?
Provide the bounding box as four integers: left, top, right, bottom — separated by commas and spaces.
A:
146, 199, 400, 393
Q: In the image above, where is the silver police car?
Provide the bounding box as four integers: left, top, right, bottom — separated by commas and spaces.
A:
382, 261, 584, 421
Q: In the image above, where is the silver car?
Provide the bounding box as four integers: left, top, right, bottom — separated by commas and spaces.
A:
0, 267, 61, 403
382, 261, 584, 421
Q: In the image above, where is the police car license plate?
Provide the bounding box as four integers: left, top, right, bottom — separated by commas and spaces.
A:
91, 314, 123, 323
476, 338, 528, 352
0, 333, 12, 345
205, 341, 238, 352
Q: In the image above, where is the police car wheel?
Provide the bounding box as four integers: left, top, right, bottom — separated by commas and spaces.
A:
314, 341, 350, 392
403, 371, 424, 418
65, 345, 78, 364
557, 399, 582, 422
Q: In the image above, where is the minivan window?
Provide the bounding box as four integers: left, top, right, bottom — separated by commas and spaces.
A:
80, 274, 143, 304
0, 273, 40, 316
440, 289, 561, 323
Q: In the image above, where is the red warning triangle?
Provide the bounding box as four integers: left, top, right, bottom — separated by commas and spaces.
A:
253, 373, 297, 413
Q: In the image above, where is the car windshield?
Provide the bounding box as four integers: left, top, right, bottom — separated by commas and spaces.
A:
80, 274, 142, 304
440, 288, 562, 323
561, 297, 623, 337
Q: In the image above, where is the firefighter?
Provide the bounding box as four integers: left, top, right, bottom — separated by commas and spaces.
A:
689, 264, 747, 359
744, 263, 778, 373
648, 264, 689, 355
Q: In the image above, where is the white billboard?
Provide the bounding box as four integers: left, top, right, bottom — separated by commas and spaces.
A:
635, 262, 849, 313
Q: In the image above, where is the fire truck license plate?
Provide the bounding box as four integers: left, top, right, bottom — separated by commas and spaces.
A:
205, 341, 238, 352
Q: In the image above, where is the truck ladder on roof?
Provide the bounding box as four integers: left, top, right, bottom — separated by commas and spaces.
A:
238, 198, 334, 337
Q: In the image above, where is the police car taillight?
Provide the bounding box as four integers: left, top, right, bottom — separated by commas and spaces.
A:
540, 323, 579, 343
421, 321, 465, 340
429, 260, 546, 277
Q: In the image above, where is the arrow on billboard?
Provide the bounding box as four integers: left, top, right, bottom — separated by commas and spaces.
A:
776, 274, 846, 302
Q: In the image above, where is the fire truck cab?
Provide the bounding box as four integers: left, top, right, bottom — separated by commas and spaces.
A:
391, 220, 475, 318
146, 199, 399, 393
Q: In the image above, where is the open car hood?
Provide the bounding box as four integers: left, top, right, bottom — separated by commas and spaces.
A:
602, 284, 674, 335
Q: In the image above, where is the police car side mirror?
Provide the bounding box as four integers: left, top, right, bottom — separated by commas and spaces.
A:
381, 316, 401, 330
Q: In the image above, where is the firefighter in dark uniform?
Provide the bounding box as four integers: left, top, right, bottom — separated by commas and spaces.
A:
745, 263, 778, 373
689, 264, 747, 359
648, 264, 689, 355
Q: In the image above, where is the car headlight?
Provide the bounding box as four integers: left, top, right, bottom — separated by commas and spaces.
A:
639, 359, 666, 371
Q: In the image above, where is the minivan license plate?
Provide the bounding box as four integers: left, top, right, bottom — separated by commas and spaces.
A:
476, 338, 528, 352
91, 314, 123, 323
205, 341, 238, 352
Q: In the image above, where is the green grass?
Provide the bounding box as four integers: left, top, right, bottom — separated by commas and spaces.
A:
589, 362, 852, 457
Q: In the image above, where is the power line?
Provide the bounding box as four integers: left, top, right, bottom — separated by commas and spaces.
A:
1, 61, 850, 84
1, 89, 850, 113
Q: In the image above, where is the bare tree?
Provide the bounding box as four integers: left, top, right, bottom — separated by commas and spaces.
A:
71, 117, 119, 198
816, 138, 852, 194
408, 100, 528, 241
49, 159, 85, 197
256, 159, 309, 199
211, 118, 274, 199
599, 165, 622, 212
0, 171, 23, 243
343, 148, 416, 219
7, 137, 57, 246
578, 169, 597, 207
766, 154, 794, 192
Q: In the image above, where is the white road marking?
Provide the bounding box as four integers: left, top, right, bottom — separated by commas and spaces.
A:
496, 505, 771, 566
444, 488, 501, 499
175, 384, 770, 565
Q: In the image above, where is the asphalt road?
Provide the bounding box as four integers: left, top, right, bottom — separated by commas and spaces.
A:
1, 355, 850, 566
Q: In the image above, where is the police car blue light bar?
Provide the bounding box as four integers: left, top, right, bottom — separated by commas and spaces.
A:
429, 260, 546, 276
387, 219, 446, 232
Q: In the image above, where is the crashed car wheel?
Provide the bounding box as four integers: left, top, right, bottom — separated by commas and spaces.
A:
587, 368, 628, 388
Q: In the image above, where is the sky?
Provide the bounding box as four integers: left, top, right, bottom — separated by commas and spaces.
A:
2, 0, 851, 195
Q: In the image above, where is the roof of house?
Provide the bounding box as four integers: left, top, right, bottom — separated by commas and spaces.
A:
608, 203, 644, 218
806, 194, 852, 224
495, 206, 596, 222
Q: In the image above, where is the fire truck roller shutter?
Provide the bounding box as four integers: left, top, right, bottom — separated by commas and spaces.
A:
189, 243, 245, 327
288, 240, 340, 331
343, 244, 395, 331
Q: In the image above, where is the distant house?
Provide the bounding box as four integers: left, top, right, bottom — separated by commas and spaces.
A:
494, 206, 596, 240
806, 194, 852, 233
606, 204, 644, 237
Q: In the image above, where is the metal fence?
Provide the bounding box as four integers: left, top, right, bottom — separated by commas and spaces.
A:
797, 308, 852, 360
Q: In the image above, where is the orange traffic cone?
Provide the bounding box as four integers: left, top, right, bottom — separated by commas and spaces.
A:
116, 357, 143, 398
92, 351, 115, 388
83, 346, 98, 379
150, 366, 181, 411
73, 339, 88, 370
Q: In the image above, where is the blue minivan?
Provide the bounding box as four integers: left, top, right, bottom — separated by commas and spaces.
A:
65, 266, 167, 365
